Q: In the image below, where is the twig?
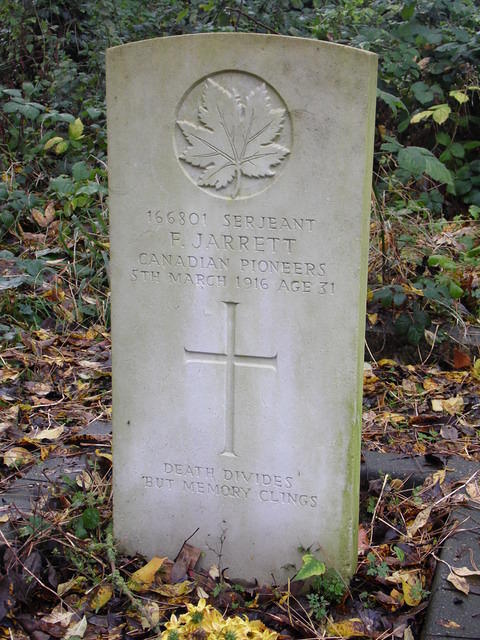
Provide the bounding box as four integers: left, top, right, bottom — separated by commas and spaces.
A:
224, 6, 279, 34
370, 473, 389, 545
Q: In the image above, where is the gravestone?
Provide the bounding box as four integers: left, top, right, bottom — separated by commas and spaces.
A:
107, 33, 377, 582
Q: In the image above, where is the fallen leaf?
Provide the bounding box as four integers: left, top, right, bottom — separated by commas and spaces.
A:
452, 565, 480, 578
404, 626, 414, 640
407, 506, 432, 538
32, 426, 65, 441
57, 576, 87, 596
140, 601, 160, 630
3, 447, 35, 467
90, 584, 113, 611
447, 571, 469, 595
128, 556, 167, 592
0, 514, 9, 523
443, 395, 464, 415
453, 348, 471, 369
432, 469, 446, 485
42, 606, 74, 627
358, 525, 370, 555
439, 619, 462, 629
466, 482, 480, 504
152, 581, 194, 598
64, 614, 87, 639
327, 618, 369, 638
400, 573, 423, 606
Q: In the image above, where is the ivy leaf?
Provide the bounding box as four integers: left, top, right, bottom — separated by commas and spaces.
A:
293, 553, 326, 581
177, 78, 289, 197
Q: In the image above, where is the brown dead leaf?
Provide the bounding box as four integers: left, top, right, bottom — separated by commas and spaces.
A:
439, 619, 462, 629
447, 571, 469, 595
358, 525, 370, 555
453, 348, 471, 369
407, 506, 432, 538
4, 447, 35, 467
452, 565, 480, 578
466, 481, 480, 504
32, 426, 65, 441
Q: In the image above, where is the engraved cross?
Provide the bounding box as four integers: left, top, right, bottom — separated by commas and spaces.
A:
185, 301, 277, 457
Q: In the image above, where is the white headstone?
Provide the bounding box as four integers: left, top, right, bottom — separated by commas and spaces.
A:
107, 33, 377, 582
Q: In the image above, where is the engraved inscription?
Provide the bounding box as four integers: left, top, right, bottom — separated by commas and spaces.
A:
141, 462, 318, 508
176, 73, 291, 198
185, 302, 277, 457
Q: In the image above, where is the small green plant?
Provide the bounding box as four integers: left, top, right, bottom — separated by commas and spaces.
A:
312, 568, 346, 605
366, 552, 390, 578
306, 593, 329, 622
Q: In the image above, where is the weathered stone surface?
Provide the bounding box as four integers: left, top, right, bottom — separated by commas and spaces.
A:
107, 33, 377, 582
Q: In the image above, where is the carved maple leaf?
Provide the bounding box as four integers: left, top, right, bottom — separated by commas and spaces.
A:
177, 79, 289, 197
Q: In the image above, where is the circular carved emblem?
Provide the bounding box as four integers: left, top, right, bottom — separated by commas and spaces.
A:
175, 71, 292, 199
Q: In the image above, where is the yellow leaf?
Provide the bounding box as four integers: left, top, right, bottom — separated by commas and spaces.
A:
327, 618, 369, 638
432, 398, 444, 412
447, 571, 469, 595
4, 447, 34, 467
44, 136, 64, 151
128, 556, 167, 592
0, 514, 9, 523
68, 118, 84, 140
368, 313, 378, 325
401, 573, 423, 606
407, 506, 432, 538
55, 140, 69, 155
411, 110, 433, 124
57, 576, 87, 596
378, 358, 398, 367
432, 469, 446, 485
472, 358, 480, 381
95, 449, 112, 463
449, 90, 469, 104
91, 584, 113, 611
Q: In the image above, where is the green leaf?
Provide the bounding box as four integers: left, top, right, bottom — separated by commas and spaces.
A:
72, 161, 90, 181
293, 554, 326, 581
411, 81, 434, 105
68, 117, 84, 140
394, 314, 411, 336
82, 507, 100, 530
448, 281, 464, 299
450, 143, 465, 159
398, 147, 452, 186
377, 89, 408, 116
50, 176, 75, 196
436, 132, 451, 147
449, 90, 469, 104
431, 104, 450, 124
401, 1, 416, 20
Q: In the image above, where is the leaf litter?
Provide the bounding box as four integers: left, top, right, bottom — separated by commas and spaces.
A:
1, 210, 479, 639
